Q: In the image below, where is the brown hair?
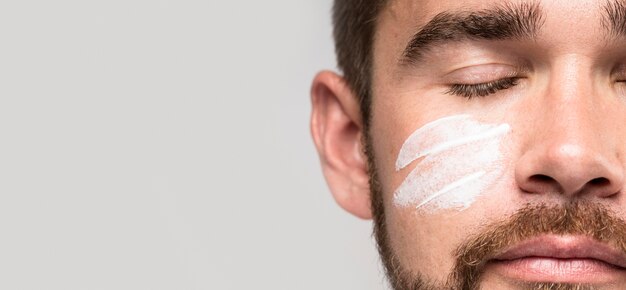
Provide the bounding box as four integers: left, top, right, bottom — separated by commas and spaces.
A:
332, 0, 388, 128
332, 1, 390, 283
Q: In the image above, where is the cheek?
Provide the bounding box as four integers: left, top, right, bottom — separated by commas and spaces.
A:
391, 114, 511, 213
384, 201, 487, 282
395, 140, 505, 211
379, 114, 515, 279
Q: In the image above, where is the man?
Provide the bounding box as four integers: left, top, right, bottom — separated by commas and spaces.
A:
310, 0, 626, 289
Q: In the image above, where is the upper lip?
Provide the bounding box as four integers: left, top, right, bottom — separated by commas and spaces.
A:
491, 235, 626, 269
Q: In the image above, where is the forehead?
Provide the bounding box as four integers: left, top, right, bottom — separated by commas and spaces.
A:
381, 0, 603, 26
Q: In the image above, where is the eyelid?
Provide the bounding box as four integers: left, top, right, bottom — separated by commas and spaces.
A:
444, 64, 522, 85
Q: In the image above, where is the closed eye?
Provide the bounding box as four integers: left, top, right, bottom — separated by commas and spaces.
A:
445, 77, 519, 99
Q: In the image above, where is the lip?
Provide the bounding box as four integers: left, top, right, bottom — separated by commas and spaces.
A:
488, 235, 626, 283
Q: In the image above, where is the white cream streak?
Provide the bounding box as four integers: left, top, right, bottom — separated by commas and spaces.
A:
415, 171, 486, 209
393, 115, 511, 211
396, 115, 510, 170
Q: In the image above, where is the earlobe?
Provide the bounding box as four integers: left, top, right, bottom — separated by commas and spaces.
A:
310, 71, 373, 220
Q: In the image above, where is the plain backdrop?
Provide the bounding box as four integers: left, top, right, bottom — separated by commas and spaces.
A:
0, 1, 388, 289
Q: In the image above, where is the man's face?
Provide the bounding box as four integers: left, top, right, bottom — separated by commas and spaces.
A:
312, 0, 626, 289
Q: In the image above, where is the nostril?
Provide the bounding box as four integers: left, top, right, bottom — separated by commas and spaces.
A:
529, 174, 556, 184
522, 174, 560, 194
589, 177, 610, 187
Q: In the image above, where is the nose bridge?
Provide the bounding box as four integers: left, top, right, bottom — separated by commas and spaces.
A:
515, 55, 624, 198
543, 56, 597, 150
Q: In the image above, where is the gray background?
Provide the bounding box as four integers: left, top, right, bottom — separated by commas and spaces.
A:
0, 1, 387, 289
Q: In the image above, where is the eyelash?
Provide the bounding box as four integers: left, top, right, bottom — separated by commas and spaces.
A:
446, 77, 519, 99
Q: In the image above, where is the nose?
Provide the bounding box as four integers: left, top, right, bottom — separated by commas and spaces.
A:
516, 141, 623, 197
515, 63, 624, 199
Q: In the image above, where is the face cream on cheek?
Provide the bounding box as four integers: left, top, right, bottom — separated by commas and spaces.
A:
393, 115, 511, 212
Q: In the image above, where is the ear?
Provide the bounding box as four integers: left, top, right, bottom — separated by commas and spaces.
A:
310, 71, 372, 219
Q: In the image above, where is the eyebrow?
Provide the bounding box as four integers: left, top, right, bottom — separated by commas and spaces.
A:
400, 2, 544, 66
603, 0, 626, 38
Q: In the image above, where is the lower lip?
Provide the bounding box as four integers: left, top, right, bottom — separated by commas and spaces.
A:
488, 257, 626, 284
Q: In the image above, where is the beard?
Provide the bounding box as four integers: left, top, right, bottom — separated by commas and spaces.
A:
363, 134, 626, 290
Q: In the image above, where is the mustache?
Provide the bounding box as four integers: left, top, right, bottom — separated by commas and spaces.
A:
450, 201, 626, 290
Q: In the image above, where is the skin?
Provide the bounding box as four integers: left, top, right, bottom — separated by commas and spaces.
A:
311, 0, 626, 288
